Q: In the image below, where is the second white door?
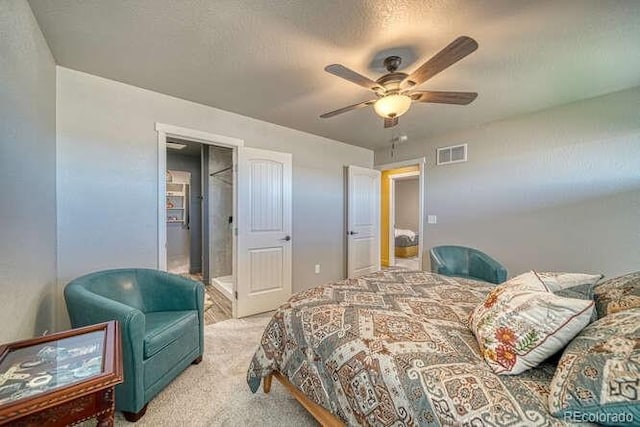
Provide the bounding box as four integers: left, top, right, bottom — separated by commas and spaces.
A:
347, 165, 381, 277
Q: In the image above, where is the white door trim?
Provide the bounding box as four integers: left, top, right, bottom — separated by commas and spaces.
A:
376, 157, 425, 270
155, 123, 244, 148
156, 122, 244, 286
376, 157, 426, 171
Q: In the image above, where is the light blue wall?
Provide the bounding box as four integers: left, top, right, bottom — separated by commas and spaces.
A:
0, 0, 57, 341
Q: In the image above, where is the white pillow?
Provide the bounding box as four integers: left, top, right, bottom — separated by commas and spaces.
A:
469, 271, 595, 375
535, 271, 603, 291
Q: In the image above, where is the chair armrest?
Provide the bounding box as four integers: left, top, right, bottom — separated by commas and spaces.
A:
64, 285, 147, 411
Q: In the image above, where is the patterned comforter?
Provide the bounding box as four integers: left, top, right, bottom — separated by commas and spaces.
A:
247, 270, 573, 426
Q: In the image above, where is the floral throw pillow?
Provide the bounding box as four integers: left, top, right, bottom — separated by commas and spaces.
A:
549, 308, 640, 425
594, 271, 640, 319
469, 271, 595, 375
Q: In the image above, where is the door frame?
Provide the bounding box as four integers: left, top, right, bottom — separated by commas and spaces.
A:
388, 171, 420, 267
376, 157, 426, 270
156, 123, 244, 312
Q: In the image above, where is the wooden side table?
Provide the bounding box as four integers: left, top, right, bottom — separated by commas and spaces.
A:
0, 321, 122, 426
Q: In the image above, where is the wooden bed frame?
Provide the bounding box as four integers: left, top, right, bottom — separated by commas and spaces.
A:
263, 371, 345, 427
395, 244, 418, 258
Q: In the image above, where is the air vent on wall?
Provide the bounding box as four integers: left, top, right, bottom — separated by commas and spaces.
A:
436, 143, 467, 165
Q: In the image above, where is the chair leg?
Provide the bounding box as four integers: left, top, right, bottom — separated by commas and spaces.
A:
122, 404, 148, 422
192, 355, 203, 365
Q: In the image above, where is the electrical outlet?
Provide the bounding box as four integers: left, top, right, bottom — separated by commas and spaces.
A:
427, 215, 437, 224
315, 264, 321, 274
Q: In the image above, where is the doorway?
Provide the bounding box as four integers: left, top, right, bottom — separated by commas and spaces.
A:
390, 174, 420, 270
376, 158, 425, 270
165, 137, 234, 321
157, 123, 293, 319
157, 123, 243, 319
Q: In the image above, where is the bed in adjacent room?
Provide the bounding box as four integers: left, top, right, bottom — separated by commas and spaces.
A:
394, 228, 419, 258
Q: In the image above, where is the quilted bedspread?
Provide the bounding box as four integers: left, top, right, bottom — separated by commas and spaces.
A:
247, 270, 573, 426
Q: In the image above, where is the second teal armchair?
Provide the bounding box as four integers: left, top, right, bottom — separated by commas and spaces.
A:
64, 268, 204, 421
430, 245, 507, 284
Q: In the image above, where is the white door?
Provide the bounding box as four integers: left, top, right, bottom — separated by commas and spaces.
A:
236, 147, 292, 317
347, 166, 381, 277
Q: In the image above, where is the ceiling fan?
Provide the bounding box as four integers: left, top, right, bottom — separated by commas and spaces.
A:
320, 36, 479, 128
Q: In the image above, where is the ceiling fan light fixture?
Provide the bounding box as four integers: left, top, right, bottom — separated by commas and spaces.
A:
373, 94, 412, 119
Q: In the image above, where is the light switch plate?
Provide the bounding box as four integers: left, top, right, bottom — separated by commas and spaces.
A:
427, 215, 437, 224
315, 264, 321, 274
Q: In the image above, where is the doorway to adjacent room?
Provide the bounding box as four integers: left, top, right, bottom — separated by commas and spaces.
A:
156, 123, 294, 319
376, 158, 425, 271
164, 137, 235, 322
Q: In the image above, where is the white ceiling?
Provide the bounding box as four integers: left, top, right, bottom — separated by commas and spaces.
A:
29, 0, 640, 150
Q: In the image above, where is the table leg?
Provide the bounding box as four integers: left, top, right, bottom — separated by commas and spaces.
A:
96, 386, 115, 426
96, 408, 114, 427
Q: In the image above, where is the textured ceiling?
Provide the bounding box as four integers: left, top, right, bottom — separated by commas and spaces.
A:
29, 0, 640, 150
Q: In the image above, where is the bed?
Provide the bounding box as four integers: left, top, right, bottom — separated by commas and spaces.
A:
394, 229, 419, 258
247, 270, 569, 426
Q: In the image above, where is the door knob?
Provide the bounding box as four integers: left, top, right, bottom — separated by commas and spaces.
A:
349, 231, 359, 235
280, 235, 291, 241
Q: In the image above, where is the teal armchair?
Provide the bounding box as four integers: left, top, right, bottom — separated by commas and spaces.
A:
64, 268, 204, 421
430, 245, 507, 284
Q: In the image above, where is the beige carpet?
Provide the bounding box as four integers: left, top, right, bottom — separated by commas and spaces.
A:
114, 314, 317, 426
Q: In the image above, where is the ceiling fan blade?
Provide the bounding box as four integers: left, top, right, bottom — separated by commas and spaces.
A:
384, 117, 399, 128
320, 100, 376, 119
411, 91, 478, 105
404, 36, 478, 87
325, 64, 382, 92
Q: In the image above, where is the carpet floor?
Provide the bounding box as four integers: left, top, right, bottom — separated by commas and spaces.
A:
113, 314, 317, 426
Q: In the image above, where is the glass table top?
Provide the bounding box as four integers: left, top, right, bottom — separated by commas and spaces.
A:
0, 330, 105, 405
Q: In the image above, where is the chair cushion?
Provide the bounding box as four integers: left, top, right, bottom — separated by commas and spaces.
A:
144, 310, 198, 358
